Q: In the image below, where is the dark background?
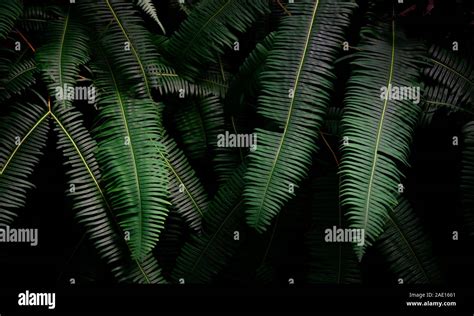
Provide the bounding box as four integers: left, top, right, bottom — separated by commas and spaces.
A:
0, 0, 473, 313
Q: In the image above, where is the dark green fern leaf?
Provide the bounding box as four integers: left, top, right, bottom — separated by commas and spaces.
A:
225, 32, 275, 115
376, 198, 442, 284
35, 6, 90, 109
0, 0, 22, 40
128, 253, 167, 284
173, 95, 224, 162
52, 106, 129, 280
166, 0, 270, 79
82, 0, 166, 98
171, 165, 246, 283
244, 0, 356, 232
420, 45, 474, 126
0, 51, 37, 102
17, 5, 62, 32
92, 55, 170, 261
161, 133, 207, 232
136, 0, 166, 34
340, 21, 425, 259
0, 100, 49, 226
425, 45, 473, 106
307, 173, 361, 284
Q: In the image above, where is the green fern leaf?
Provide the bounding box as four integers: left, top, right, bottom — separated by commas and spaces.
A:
225, 32, 275, 114
376, 198, 442, 284
136, 0, 166, 34
307, 173, 361, 284
35, 7, 90, 109
0, 51, 37, 102
166, 0, 270, 79
171, 165, 246, 283
17, 5, 62, 32
340, 21, 425, 259
160, 133, 207, 232
0, 0, 22, 40
173, 95, 224, 163
244, 0, 356, 232
52, 106, 129, 280
92, 55, 171, 261
0, 100, 49, 225
425, 45, 473, 105
128, 253, 167, 284
420, 45, 474, 126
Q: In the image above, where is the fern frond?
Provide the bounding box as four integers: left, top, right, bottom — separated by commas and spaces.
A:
52, 106, 129, 280
160, 134, 207, 232
173, 95, 224, 163
81, 0, 164, 98
0, 101, 49, 225
18, 5, 62, 32
307, 173, 361, 284
0, 0, 22, 40
128, 253, 167, 284
35, 7, 90, 109
87, 0, 202, 99
0, 51, 37, 102
136, 0, 166, 34
166, 0, 270, 79
425, 45, 473, 106
376, 198, 442, 284
225, 32, 275, 114
92, 55, 170, 260
420, 45, 474, 126
171, 165, 246, 283
340, 21, 425, 259
244, 0, 356, 232
150, 64, 228, 97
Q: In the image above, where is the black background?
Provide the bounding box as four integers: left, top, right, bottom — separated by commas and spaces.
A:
0, 0, 474, 314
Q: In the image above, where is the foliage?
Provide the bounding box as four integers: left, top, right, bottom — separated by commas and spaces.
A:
0, 0, 472, 285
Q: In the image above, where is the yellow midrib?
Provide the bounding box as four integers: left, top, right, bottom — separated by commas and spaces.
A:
361, 19, 396, 242
0, 112, 49, 175
50, 112, 103, 194
180, 0, 232, 57
101, 49, 146, 255
431, 58, 473, 85
190, 200, 243, 273
52, 110, 153, 283
7, 63, 36, 83
0, 93, 153, 283
254, 0, 320, 227
387, 211, 430, 282
153, 140, 204, 217
58, 9, 70, 108
105, 0, 151, 98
